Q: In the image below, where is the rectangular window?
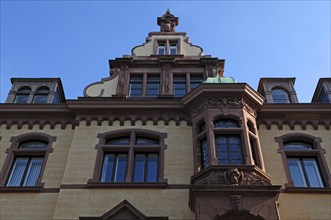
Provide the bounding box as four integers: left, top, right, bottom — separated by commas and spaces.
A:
133, 154, 158, 182
173, 76, 186, 97
101, 154, 127, 182
146, 75, 160, 97
216, 135, 243, 165
288, 158, 324, 187
157, 43, 166, 55
129, 76, 143, 97
169, 43, 177, 55
190, 75, 203, 90
7, 157, 44, 186
33, 95, 48, 103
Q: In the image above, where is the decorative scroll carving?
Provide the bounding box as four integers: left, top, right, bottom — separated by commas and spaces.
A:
207, 97, 242, 106
192, 167, 271, 186
243, 101, 257, 117
230, 195, 242, 211
242, 172, 271, 186
194, 172, 226, 185
191, 100, 207, 117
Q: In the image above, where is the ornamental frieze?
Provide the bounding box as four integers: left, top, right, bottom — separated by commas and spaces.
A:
192, 167, 271, 186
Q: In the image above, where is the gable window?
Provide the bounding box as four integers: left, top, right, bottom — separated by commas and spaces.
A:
169, 43, 177, 55
276, 134, 331, 189
89, 129, 167, 185
271, 88, 290, 103
0, 133, 55, 189
157, 42, 166, 55
156, 39, 179, 55
13, 87, 31, 103
33, 87, 49, 103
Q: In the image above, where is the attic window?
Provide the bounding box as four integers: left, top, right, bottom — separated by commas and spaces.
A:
156, 39, 179, 55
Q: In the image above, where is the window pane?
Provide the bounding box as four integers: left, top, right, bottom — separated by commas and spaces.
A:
33, 95, 48, 103
200, 138, 209, 168
133, 154, 145, 182
157, 43, 166, 55
146, 76, 160, 97
214, 119, 239, 128
114, 154, 127, 182
129, 76, 143, 97
7, 158, 29, 186
303, 159, 324, 187
216, 135, 243, 165
169, 43, 177, 55
19, 141, 48, 149
190, 76, 203, 90
106, 137, 130, 145
14, 94, 29, 103
136, 137, 159, 145
173, 76, 186, 97
271, 89, 290, 103
284, 142, 312, 150
147, 154, 158, 182
288, 158, 307, 187
23, 158, 43, 186
318, 88, 329, 103
101, 154, 115, 182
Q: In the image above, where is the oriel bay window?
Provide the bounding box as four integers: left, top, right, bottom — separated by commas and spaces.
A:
90, 129, 167, 185
276, 133, 331, 188
0, 133, 55, 188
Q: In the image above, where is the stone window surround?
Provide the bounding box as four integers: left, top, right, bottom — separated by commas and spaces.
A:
275, 133, 331, 190
0, 132, 56, 191
10, 85, 54, 104
88, 129, 167, 187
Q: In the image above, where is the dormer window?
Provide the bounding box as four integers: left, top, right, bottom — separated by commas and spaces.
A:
13, 87, 31, 103
33, 87, 50, 103
156, 39, 179, 55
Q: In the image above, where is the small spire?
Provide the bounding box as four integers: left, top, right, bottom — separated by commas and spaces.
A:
157, 9, 179, 32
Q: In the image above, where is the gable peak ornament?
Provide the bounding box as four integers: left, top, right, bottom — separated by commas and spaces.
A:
157, 9, 179, 32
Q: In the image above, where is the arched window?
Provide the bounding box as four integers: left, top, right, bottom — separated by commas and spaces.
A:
13, 87, 31, 103
0, 133, 55, 188
271, 88, 290, 103
276, 134, 330, 188
214, 119, 243, 165
90, 129, 167, 184
33, 87, 50, 103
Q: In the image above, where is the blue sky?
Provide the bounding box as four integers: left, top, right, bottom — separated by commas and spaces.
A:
1, 1, 330, 102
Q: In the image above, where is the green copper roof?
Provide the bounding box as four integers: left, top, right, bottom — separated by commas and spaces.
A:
203, 75, 237, 84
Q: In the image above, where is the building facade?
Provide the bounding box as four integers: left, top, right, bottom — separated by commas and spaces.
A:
1, 11, 330, 220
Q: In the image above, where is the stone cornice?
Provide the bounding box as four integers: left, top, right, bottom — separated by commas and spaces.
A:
257, 103, 331, 130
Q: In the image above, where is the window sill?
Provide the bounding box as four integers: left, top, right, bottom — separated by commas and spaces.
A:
282, 186, 331, 194
0, 186, 44, 193
87, 181, 167, 189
